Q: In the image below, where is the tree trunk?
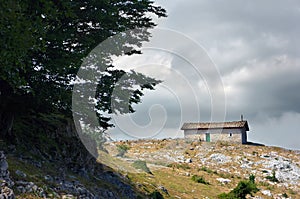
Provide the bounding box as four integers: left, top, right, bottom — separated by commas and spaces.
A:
0, 79, 14, 140
0, 111, 14, 139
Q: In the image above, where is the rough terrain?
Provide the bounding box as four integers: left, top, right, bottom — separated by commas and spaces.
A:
101, 139, 300, 199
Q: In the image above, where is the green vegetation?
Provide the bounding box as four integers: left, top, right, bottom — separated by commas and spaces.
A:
167, 163, 191, 170
0, 0, 166, 148
117, 144, 130, 157
218, 175, 259, 199
191, 175, 210, 185
132, 160, 152, 174
199, 166, 217, 174
288, 189, 296, 195
249, 174, 255, 183
282, 193, 289, 198
266, 170, 279, 182
218, 172, 235, 179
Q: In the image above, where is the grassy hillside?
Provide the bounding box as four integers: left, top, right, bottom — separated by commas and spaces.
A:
100, 139, 300, 199
2, 138, 300, 198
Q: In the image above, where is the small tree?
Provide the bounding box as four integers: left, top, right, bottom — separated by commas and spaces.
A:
249, 174, 255, 183
218, 175, 259, 199
266, 169, 279, 182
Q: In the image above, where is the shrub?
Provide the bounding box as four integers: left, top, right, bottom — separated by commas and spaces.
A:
191, 175, 209, 185
266, 170, 279, 182
231, 180, 259, 198
249, 174, 255, 183
116, 144, 130, 157
167, 163, 190, 170
132, 160, 152, 174
218, 175, 259, 199
199, 166, 217, 174
282, 193, 289, 198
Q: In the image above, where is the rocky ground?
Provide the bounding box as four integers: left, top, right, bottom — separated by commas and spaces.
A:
1, 138, 300, 199
0, 146, 145, 199
102, 139, 300, 199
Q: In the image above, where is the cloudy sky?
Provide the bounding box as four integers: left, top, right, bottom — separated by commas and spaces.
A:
106, 0, 300, 150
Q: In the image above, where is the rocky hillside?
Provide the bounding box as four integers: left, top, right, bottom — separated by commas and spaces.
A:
1, 138, 300, 198
0, 139, 146, 199
101, 139, 300, 199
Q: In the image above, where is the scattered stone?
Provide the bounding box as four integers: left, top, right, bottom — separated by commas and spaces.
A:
0, 184, 14, 199
44, 175, 53, 182
15, 170, 26, 178
158, 185, 169, 195
216, 178, 231, 184
209, 153, 231, 164
261, 189, 272, 196
259, 156, 300, 183
0, 151, 15, 199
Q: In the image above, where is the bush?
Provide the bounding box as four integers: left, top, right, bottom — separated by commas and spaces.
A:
266, 170, 279, 182
132, 160, 152, 174
218, 175, 259, 199
191, 175, 209, 185
249, 174, 255, 183
199, 166, 217, 174
282, 193, 289, 198
167, 163, 190, 170
116, 144, 130, 157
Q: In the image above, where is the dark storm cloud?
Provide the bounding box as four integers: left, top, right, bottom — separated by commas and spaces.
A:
109, 0, 300, 148
155, 0, 300, 115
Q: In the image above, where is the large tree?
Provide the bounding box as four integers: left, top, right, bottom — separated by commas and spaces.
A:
0, 0, 166, 140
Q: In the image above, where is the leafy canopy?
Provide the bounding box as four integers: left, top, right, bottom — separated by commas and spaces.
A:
0, 0, 167, 138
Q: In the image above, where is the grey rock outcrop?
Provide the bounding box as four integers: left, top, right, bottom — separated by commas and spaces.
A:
0, 151, 14, 199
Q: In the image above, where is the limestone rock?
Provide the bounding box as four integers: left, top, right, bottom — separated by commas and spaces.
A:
0, 151, 15, 199
216, 178, 231, 184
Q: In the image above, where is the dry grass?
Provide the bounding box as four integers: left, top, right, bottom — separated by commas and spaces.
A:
102, 138, 300, 198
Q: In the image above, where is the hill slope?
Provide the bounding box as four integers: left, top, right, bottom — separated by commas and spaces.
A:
101, 139, 300, 199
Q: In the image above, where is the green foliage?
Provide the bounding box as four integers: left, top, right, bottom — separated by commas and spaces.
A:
132, 160, 152, 174
199, 166, 217, 174
249, 174, 255, 184
116, 144, 130, 157
266, 170, 279, 182
218, 172, 234, 179
282, 193, 289, 198
218, 176, 259, 199
167, 163, 191, 170
191, 175, 210, 185
218, 193, 236, 199
0, 0, 167, 141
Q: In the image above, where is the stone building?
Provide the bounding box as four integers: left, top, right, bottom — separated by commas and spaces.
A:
181, 120, 249, 144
